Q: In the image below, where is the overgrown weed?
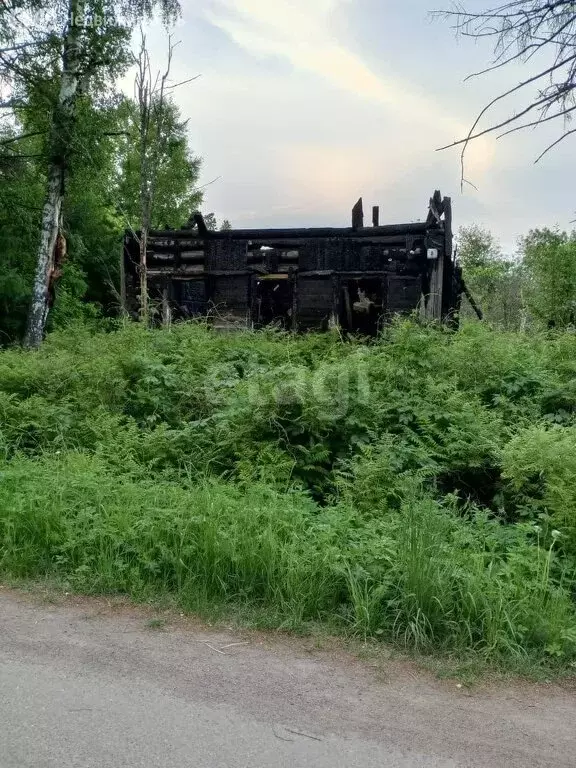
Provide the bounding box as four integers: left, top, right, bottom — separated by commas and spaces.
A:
2, 319, 576, 670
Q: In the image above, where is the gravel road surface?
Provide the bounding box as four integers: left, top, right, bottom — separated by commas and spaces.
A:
1, 590, 575, 767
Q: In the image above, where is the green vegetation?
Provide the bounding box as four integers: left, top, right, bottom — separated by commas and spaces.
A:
2, 319, 576, 670
2, 0, 576, 682
0, 90, 203, 343
458, 225, 576, 331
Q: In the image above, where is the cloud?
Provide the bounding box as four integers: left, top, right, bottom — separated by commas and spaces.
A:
130, 2, 576, 242
204, 0, 495, 181
205, 0, 394, 102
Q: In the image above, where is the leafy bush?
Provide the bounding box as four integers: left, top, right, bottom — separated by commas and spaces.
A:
2, 320, 576, 667
502, 425, 576, 551
1, 453, 574, 661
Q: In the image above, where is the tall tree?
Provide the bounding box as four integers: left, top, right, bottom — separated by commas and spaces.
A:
1, 0, 180, 347
521, 228, 576, 328
437, 2, 576, 184
124, 33, 200, 322
115, 98, 202, 230
458, 225, 525, 329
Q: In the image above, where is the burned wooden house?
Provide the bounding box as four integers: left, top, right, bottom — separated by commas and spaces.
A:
123, 190, 461, 334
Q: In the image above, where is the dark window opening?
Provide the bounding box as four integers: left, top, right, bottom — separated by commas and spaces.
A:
253, 277, 294, 329
339, 278, 385, 335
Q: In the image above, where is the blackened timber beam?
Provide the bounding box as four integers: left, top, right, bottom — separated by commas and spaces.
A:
352, 198, 364, 229
443, 196, 453, 258
461, 278, 483, 320
148, 235, 415, 255
148, 223, 430, 240
242, 234, 414, 247
426, 190, 444, 226
372, 206, 380, 227
148, 249, 419, 271
148, 266, 205, 276
299, 270, 412, 278
145, 244, 204, 254
193, 212, 208, 235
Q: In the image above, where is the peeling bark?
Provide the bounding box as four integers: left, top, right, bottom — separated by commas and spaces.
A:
24, 166, 63, 347
24, 0, 84, 348
139, 227, 149, 322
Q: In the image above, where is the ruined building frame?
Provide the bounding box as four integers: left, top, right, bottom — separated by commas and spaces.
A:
123, 190, 461, 334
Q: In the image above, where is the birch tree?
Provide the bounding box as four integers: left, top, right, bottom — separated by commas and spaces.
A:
133, 32, 173, 324
130, 33, 200, 322
0, 0, 180, 347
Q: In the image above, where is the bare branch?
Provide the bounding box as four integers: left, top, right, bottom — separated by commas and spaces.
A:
0, 39, 50, 55
437, 77, 576, 150
435, 1, 576, 183
166, 75, 201, 89
463, 14, 576, 80
497, 104, 576, 137
534, 127, 576, 162
133, 30, 182, 323
196, 175, 222, 191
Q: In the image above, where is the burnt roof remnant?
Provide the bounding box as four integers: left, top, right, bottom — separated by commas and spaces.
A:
123, 190, 462, 334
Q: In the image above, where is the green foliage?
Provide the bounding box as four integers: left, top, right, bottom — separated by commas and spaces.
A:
459, 224, 502, 271
0, 452, 574, 662
456, 224, 576, 331
0, 139, 45, 341
502, 425, 576, 551
0, 100, 124, 338
347, 494, 576, 658
115, 97, 202, 230
0, 0, 192, 344
0, 91, 202, 344
457, 225, 525, 329
521, 229, 576, 329
1, 321, 576, 667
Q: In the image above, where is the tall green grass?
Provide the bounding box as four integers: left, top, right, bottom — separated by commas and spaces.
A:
1, 319, 576, 666
1, 453, 574, 661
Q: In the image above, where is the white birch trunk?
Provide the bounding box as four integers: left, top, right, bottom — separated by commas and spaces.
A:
120, 241, 128, 318
139, 97, 150, 325
161, 284, 172, 327
139, 226, 149, 322
24, 0, 84, 347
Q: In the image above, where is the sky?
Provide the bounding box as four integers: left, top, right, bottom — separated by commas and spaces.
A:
137, 0, 576, 252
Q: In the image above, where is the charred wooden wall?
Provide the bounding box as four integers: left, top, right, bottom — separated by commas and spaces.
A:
123, 191, 460, 332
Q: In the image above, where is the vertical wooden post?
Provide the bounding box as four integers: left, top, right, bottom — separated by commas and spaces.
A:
372, 206, 380, 227
424, 192, 451, 322
329, 273, 340, 330
139, 230, 149, 324
352, 198, 364, 229
443, 197, 453, 259
161, 283, 172, 328
290, 271, 299, 332
428, 254, 444, 322
442, 196, 453, 321
120, 238, 128, 317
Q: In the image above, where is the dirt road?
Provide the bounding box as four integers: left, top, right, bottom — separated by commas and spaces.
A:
1, 590, 575, 767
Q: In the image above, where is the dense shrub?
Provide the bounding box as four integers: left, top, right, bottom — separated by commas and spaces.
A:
2, 319, 576, 666
1, 453, 575, 661
502, 426, 576, 551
